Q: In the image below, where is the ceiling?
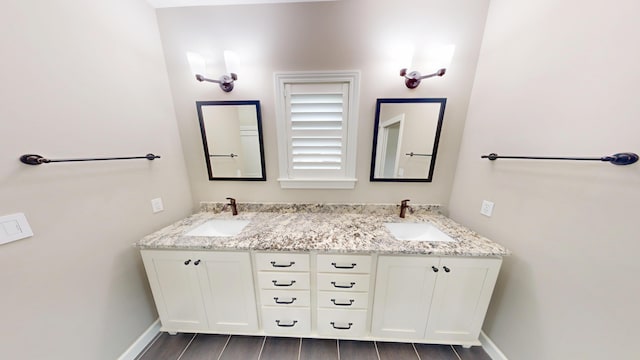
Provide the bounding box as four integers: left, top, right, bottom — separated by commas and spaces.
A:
146, 0, 337, 8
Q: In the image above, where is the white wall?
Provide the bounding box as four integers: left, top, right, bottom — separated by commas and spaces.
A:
449, 0, 640, 359
0, 1, 192, 359
156, 0, 490, 207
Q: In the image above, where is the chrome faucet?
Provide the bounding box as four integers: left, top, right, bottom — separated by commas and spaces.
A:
399, 199, 413, 218
223, 197, 238, 216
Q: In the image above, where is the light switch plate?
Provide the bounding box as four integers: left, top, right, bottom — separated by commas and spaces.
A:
151, 198, 164, 213
480, 200, 494, 217
0, 213, 34, 245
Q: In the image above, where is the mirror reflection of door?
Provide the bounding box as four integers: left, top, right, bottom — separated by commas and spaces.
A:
196, 100, 266, 181
375, 114, 405, 178
370, 98, 446, 182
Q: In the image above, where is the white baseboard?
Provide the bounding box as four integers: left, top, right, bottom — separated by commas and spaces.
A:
118, 319, 161, 360
480, 330, 508, 360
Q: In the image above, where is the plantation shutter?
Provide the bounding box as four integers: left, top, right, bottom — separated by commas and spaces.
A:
285, 82, 349, 178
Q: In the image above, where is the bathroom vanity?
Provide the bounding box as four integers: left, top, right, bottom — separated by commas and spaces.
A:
136, 203, 509, 347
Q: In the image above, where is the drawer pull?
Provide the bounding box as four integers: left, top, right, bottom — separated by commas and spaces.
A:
270, 261, 295, 268
443, 266, 451, 273
432, 266, 439, 272
330, 322, 353, 330
272, 280, 296, 287
331, 298, 355, 306
194, 259, 201, 266
184, 259, 191, 265
331, 281, 356, 289
273, 297, 297, 304
331, 262, 357, 269
275, 320, 298, 327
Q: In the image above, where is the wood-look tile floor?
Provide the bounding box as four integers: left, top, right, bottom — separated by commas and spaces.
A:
135, 333, 492, 360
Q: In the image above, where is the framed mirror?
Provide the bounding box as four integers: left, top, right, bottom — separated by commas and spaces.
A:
197, 100, 266, 181
370, 98, 446, 182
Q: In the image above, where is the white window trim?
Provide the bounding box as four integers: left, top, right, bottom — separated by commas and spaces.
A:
274, 71, 360, 189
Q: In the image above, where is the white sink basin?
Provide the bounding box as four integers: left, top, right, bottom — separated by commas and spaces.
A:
384, 222, 455, 242
185, 219, 250, 237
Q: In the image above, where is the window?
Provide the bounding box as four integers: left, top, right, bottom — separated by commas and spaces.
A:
274, 71, 360, 189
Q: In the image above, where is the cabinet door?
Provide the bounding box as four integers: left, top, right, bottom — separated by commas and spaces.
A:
425, 257, 502, 343
199, 252, 259, 333
371, 256, 439, 339
141, 250, 209, 332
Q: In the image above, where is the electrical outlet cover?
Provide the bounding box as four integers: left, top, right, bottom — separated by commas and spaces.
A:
151, 198, 164, 213
480, 200, 494, 217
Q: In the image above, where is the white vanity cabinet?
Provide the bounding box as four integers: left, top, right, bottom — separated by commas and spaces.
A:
141, 248, 501, 346
141, 250, 258, 334
371, 255, 502, 344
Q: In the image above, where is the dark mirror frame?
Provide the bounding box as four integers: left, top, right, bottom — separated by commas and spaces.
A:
196, 100, 267, 181
369, 98, 446, 182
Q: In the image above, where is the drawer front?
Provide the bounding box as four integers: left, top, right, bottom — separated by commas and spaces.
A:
317, 254, 372, 274
317, 308, 368, 338
317, 273, 370, 292
255, 252, 310, 272
261, 307, 311, 335
317, 291, 369, 310
258, 272, 310, 290
259, 289, 311, 307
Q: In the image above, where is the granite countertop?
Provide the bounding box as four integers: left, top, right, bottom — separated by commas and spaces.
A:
136, 203, 510, 257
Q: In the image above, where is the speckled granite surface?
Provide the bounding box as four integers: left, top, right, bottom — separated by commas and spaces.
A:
136, 203, 510, 256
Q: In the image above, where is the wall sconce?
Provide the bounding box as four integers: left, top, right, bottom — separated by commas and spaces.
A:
399, 68, 446, 89
195, 73, 237, 92
187, 50, 239, 92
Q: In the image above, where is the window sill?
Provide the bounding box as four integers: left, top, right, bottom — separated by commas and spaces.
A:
277, 178, 358, 189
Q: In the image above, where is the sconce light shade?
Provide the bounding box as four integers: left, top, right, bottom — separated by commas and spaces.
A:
195, 73, 238, 92
400, 68, 446, 89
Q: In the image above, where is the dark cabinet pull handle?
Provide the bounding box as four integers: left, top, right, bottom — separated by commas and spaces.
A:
331, 262, 357, 269
275, 320, 298, 327
331, 281, 356, 289
194, 260, 201, 266
184, 259, 191, 265
274, 297, 297, 304
271, 261, 295, 268
443, 266, 450, 273
330, 322, 353, 330
331, 299, 355, 306
272, 280, 296, 287
432, 266, 439, 272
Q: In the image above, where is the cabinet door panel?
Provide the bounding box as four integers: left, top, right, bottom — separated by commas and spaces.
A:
255, 252, 310, 272
141, 250, 209, 331
200, 252, 259, 333
258, 271, 310, 290
317, 254, 372, 273
261, 307, 311, 335
371, 256, 439, 339
425, 257, 502, 342
259, 289, 311, 307
317, 273, 370, 292
317, 309, 368, 337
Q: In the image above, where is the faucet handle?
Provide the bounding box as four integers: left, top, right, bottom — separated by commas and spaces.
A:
226, 197, 236, 204
401, 199, 410, 205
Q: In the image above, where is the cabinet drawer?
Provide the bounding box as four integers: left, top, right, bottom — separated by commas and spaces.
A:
317, 291, 369, 309
317, 273, 370, 292
258, 272, 310, 290
261, 307, 311, 335
317, 309, 368, 337
317, 254, 371, 274
255, 252, 310, 272
259, 289, 311, 307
